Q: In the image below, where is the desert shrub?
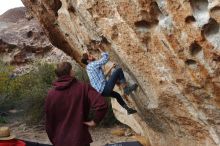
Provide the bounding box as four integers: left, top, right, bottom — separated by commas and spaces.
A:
75, 67, 89, 82
0, 61, 118, 126
0, 116, 7, 124
21, 63, 56, 124
0, 61, 15, 99
0, 62, 55, 124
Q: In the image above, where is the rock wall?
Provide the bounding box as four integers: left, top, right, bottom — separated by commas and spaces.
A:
21, 0, 220, 146
0, 7, 52, 64
0, 7, 77, 74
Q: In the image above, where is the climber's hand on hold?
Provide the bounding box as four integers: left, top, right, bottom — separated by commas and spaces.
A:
110, 63, 116, 71
112, 63, 116, 68
83, 49, 89, 55
95, 41, 104, 53
105, 63, 116, 77
98, 46, 104, 53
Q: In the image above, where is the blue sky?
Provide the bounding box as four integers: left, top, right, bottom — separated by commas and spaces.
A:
0, 0, 24, 15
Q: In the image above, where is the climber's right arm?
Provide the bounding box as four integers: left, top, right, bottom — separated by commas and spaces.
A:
91, 52, 109, 68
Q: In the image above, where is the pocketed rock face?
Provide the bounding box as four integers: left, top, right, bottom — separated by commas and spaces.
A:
21, 0, 220, 145
0, 7, 52, 64
0, 7, 78, 75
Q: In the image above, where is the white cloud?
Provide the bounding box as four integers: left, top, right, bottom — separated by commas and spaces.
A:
0, 0, 24, 15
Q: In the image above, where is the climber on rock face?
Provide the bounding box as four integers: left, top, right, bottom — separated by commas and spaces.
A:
81, 44, 138, 115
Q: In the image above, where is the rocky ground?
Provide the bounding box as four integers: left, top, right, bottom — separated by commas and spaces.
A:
0, 103, 140, 146
1, 121, 137, 146
7, 123, 135, 146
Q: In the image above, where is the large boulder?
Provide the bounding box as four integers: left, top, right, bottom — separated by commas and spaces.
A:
0, 7, 77, 75
21, 0, 220, 145
0, 7, 52, 64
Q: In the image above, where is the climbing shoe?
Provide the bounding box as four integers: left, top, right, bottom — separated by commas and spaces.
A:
127, 108, 137, 115
124, 83, 138, 95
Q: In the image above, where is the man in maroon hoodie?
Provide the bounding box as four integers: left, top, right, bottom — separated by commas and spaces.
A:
45, 62, 108, 146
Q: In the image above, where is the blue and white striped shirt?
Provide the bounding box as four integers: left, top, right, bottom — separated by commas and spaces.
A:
86, 52, 109, 93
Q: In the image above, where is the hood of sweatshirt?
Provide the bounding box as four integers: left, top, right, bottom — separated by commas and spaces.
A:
53, 75, 76, 90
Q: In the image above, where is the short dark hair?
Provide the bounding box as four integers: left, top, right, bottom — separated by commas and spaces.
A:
81, 53, 89, 65
55, 62, 72, 77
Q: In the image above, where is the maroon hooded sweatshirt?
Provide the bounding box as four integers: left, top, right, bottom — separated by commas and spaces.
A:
45, 75, 108, 146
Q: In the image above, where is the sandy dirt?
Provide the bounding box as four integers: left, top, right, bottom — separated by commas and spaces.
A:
1, 121, 136, 146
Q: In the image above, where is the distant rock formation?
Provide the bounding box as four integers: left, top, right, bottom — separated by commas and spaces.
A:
21, 0, 220, 146
0, 7, 52, 64
0, 7, 77, 75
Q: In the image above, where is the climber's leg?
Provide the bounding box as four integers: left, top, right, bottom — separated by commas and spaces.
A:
104, 67, 138, 96
109, 91, 126, 106
104, 68, 126, 93
110, 91, 137, 115
102, 90, 137, 115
